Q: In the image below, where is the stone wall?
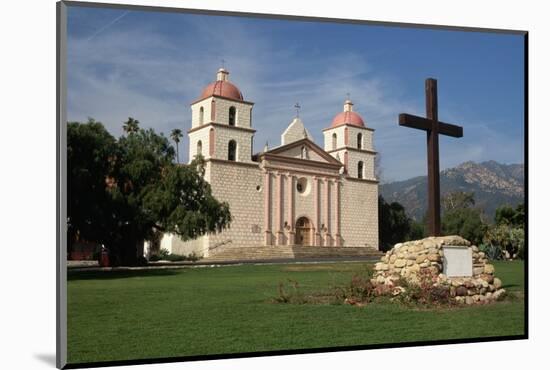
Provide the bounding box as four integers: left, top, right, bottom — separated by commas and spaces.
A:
323, 125, 347, 151
188, 126, 212, 162
207, 160, 265, 250
373, 236, 506, 304
339, 178, 378, 249
346, 126, 374, 152
191, 97, 214, 129
346, 149, 376, 180
191, 97, 253, 129
212, 125, 254, 163
210, 98, 253, 128
170, 234, 208, 257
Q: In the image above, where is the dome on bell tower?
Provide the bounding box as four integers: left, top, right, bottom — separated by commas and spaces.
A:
198, 68, 244, 101
330, 99, 366, 128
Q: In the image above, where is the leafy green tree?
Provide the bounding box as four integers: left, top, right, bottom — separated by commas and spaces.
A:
495, 203, 525, 227
170, 128, 183, 163
484, 203, 525, 260
441, 191, 487, 245
442, 207, 487, 245
378, 195, 421, 251
67, 119, 117, 252
68, 119, 231, 265
123, 117, 140, 135
409, 220, 426, 240
443, 191, 475, 212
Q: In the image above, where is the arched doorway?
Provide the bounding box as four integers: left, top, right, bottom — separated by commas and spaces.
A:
295, 217, 312, 246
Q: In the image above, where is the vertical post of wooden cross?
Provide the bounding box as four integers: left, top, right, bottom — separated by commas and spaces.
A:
398, 78, 463, 236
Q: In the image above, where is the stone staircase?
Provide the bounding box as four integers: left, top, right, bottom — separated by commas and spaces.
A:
203, 245, 383, 262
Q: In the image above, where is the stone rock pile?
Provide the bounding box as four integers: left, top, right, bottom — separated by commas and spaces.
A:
372, 235, 506, 304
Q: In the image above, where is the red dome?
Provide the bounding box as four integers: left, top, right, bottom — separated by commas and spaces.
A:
199, 80, 243, 101
330, 111, 365, 128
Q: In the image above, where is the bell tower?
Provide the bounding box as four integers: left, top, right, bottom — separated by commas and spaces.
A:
188, 68, 255, 163
323, 99, 376, 180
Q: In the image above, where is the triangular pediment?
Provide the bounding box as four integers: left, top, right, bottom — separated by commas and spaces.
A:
262, 138, 342, 166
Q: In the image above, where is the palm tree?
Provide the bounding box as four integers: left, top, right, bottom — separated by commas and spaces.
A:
123, 117, 140, 135
170, 128, 183, 163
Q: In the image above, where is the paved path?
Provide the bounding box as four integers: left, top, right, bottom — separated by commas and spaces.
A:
67, 256, 379, 272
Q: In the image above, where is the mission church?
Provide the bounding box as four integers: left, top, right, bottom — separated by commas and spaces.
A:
157, 67, 380, 259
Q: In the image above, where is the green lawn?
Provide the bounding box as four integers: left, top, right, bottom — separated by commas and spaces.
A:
67, 260, 525, 364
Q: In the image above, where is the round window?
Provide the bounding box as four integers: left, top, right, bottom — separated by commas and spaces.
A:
296, 177, 310, 195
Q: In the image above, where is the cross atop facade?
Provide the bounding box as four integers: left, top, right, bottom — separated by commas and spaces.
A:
294, 102, 301, 118
398, 78, 464, 236
221, 59, 226, 69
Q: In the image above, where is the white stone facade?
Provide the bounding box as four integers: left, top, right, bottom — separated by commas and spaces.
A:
161, 69, 379, 258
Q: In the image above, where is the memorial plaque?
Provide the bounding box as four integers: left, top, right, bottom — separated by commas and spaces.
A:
442, 245, 472, 277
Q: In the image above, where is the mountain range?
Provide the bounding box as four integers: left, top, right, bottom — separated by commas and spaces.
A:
379, 161, 525, 221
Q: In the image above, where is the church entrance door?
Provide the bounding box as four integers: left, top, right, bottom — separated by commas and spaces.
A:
295, 217, 312, 246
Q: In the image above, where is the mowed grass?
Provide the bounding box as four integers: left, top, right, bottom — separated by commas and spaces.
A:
67, 261, 525, 364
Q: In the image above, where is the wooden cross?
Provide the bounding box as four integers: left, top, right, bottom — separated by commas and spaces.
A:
398, 78, 463, 236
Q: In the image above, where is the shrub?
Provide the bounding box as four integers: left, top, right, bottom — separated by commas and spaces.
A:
273, 279, 306, 304
148, 254, 161, 262
397, 269, 454, 307
148, 249, 201, 262
161, 254, 186, 262
186, 252, 200, 262
332, 266, 380, 305
478, 243, 503, 260
483, 224, 524, 260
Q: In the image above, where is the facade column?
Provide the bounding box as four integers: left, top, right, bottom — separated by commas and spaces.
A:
264, 171, 272, 245
334, 180, 342, 246
286, 173, 295, 245
323, 177, 332, 246
313, 176, 321, 246
276, 172, 284, 246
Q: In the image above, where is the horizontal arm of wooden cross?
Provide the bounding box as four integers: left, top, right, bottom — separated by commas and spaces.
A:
399, 113, 463, 138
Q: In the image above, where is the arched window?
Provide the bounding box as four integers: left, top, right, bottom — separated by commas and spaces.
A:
357, 161, 364, 179
229, 106, 236, 126
209, 128, 215, 156
228, 140, 237, 161
332, 133, 337, 150
199, 107, 204, 125
357, 133, 363, 149
197, 140, 202, 156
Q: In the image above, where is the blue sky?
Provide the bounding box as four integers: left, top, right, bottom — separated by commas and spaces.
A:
67, 5, 525, 182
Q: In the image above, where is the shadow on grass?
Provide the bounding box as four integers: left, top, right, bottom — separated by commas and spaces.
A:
68, 268, 181, 281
